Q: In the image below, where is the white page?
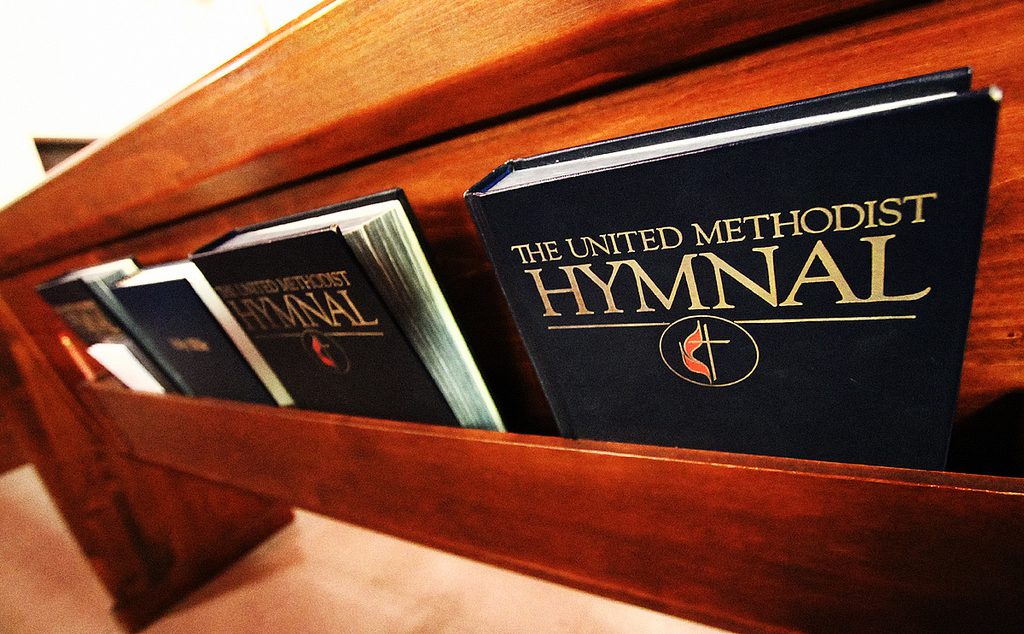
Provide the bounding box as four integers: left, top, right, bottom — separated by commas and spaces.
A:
87, 343, 166, 394
489, 92, 956, 192
116, 261, 193, 286
214, 200, 400, 251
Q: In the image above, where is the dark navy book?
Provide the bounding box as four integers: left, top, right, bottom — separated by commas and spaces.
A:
191, 190, 504, 430
36, 258, 178, 393
465, 69, 1001, 469
112, 261, 277, 404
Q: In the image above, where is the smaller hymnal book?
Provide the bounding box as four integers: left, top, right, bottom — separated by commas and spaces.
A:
466, 68, 1001, 469
36, 258, 174, 393
113, 261, 286, 405
191, 189, 504, 431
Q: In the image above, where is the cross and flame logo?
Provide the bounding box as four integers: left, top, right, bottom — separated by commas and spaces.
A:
659, 316, 759, 387
301, 330, 351, 374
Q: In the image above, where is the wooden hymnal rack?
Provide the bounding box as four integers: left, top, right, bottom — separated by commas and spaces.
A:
1, 1, 1022, 631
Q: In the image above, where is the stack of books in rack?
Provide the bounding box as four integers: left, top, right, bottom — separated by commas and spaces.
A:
41, 69, 1001, 470
39, 190, 504, 432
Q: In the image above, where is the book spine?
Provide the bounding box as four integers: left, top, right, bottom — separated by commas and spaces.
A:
183, 267, 295, 407
342, 208, 505, 431
464, 193, 574, 438
85, 279, 188, 394
85, 343, 167, 394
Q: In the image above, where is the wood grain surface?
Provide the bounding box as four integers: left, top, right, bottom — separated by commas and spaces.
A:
0, 0, 1022, 631
85, 383, 1024, 634
0, 0, 895, 275
5, 0, 1022, 428
0, 295, 293, 631
0, 328, 28, 473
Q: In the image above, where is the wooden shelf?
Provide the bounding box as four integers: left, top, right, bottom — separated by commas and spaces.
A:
80, 382, 1024, 633
1, 0, 1023, 631
0, 0, 887, 277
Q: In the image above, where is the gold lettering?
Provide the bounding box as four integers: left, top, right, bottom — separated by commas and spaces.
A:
861, 235, 930, 302
770, 210, 803, 238
230, 299, 273, 331
800, 207, 833, 234
612, 231, 639, 253
657, 226, 684, 249
55, 301, 121, 339
617, 257, 707, 312
325, 290, 379, 326
723, 218, 746, 243
168, 337, 210, 352
582, 235, 612, 257
878, 197, 902, 227
525, 267, 593, 317
285, 293, 333, 326
576, 263, 625, 314
639, 228, 659, 251
702, 246, 779, 309
744, 214, 771, 240
833, 203, 865, 232
511, 243, 547, 264
904, 192, 937, 223
692, 221, 724, 246
264, 296, 309, 328
863, 200, 879, 228
215, 284, 238, 299
565, 237, 589, 259
780, 240, 862, 306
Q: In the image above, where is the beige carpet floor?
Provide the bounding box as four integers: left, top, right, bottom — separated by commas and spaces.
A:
0, 464, 723, 633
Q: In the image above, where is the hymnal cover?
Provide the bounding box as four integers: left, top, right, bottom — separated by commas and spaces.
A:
113, 261, 279, 404
36, 258, 177, 393
466, 69, 1000, 468
191, 189, 503, 431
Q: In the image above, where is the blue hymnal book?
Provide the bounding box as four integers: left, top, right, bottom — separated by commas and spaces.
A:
37, 258, 177, 393
190, 190, 503, 431
113, 261, 278, 404
466, 68, 1001, 469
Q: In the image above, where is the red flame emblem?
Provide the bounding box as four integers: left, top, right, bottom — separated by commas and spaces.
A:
681, 324, 712, 383
310, 334, 336, 368
661, 316, 757, 387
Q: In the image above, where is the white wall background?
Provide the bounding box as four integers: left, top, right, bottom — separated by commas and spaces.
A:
0, 0, 321, 207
